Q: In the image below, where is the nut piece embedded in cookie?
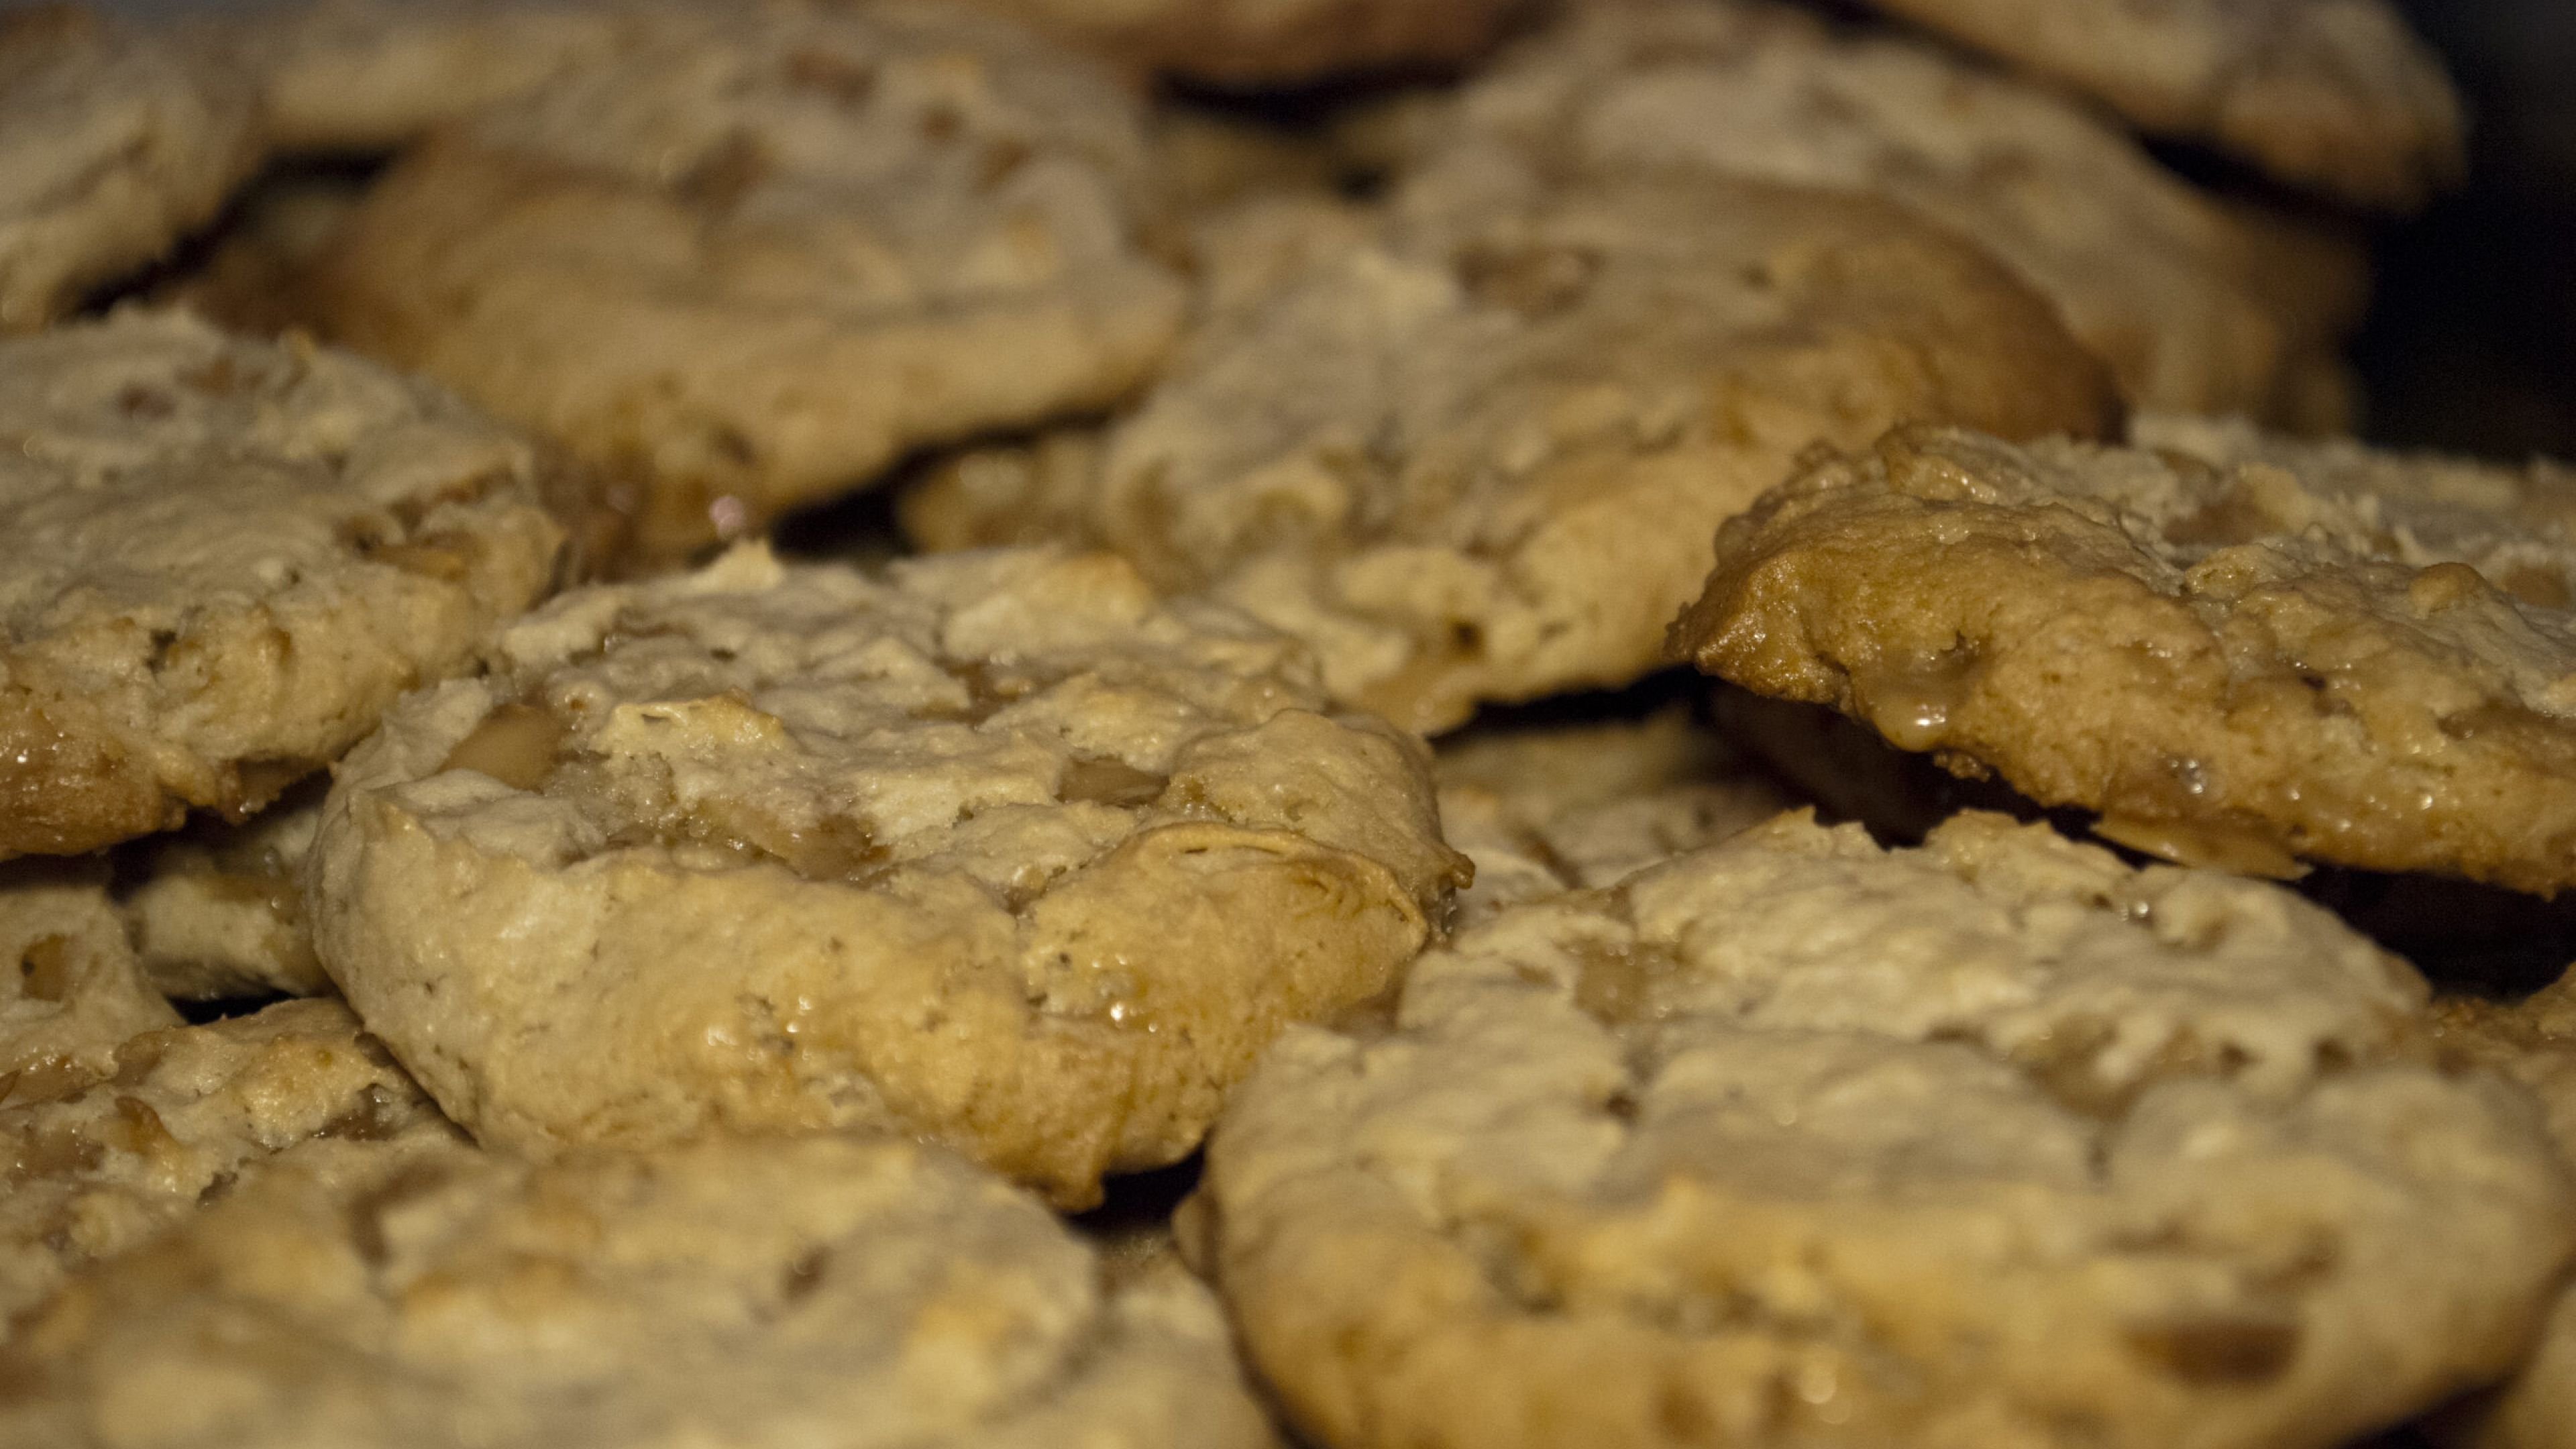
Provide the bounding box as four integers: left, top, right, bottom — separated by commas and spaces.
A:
0, 6, 262, 331
1430, 0, 2369, 426
910, 164, 2115, 735
0, 863, 182, 1102
0, 996, 458, 1324
0, 1133, 1280, 1449
1855, 0, 2462, 211
306, 543, 1466, 1207
1203, 810, 2576, 1449
309, 1, 1188, 561
1672, 421, 2576, 893
0, 311, 571, 860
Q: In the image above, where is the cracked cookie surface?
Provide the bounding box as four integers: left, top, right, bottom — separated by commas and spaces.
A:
909, 162, 2114, 734
311, 0, 1186, 559
0, 311, 569, 859
1203, 810, 2573, 1449
307, 543, 1463, 1206
0, 1132, 1279, 1448
1674, 422, 2576, 892
1855, 0, 2460, 210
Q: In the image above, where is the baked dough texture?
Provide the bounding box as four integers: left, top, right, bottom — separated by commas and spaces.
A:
1431, 0, 2369, 426
1436, 708, 1793, 924
0, 1132, 1280, 1448
0, 862, 182, 1106
0, 310, 569, 859
907, 162, 2115, 734
1203, 810, 2575, 1449
0, 996, 455, 1327
1856, 0, 2462, 211
117, 786, 329, 1000
307, 543, 1464, 1206
0, 7, 261, 332
1673, 421, 2576, 892
312, 0, 1187, 560
961, 0, 1521, 86
2432, 975, 2576, 1449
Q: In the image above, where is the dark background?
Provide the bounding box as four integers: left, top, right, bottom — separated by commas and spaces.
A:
2357, 0, 2576, 462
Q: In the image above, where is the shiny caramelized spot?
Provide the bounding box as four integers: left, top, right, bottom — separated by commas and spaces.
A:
110, 1095, 177, 1157
109, 1036, 166, 1088
2406, 561, 2490, 616
2092, 815, 2306, 880
1570, 938, 1684, 1025
319, 1084, 405, 1142
0, 1055, 91, 1109
1858, 646, 1982, 754
2498, 563, 2573, 610
9, 1125, 105, 1182
1455, 242, 1603, 318
784, 48, 877, 104
440, 703, 567, 792
364, 539, 474, 582
1057, 757, 1167, 809
16, 936, 74, 1002
2127, 1318, 2300, 1385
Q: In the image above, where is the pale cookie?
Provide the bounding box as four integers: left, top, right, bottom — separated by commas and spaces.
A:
961, 0, 1521, 86
307, 543, 1465, 1206
1202, 810, 2575, 1449
311, 1, 1187, 560
212, 0, 680, 154
910, 163, 2114, 734
1858, 0, 2462, 211
0, 996, 455, 1328
0, 1133, 1279, 1448
2431, 975, 2576, 1449
0, 863, 181, 1104
1672, 423, 2576, 893
1432, 0, 2369, 425
1436, 708, 1794, 925
119, 784, 327, 1000
0, 311, 569, 859
0, 7, 262, 332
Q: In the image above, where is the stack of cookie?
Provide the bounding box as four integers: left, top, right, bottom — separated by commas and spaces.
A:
1, 1, 2571, 1446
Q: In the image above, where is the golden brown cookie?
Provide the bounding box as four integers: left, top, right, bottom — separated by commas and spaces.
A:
1856, 0, 2462, 210
906, 162, 2116, 733
0, 311, 570, 859
1674, 422, 2576, 892
1204, 811, 2575, 1449
310, 1, 1187, 560
307, 544, 1464, 1206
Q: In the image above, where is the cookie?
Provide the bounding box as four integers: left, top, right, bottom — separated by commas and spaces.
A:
963, 0, 1520, 87
310, 1, 1188, 560
0, 311, 571, 859
0, 996, 455, 1326
213, 0, 677, 154
0, 1132, 1279, 1448
156, 168, 370, 340
0, 863, 182, 1102
1857, 0, 2461, 211
2431, 977, 2576, 1449
1436, 708, 1793, 924
1672, 422, 2576, 892
118, 784, 328, 1000
1201, 810, 2575, 1449
1431, 0, 2369, 425
913, 162, 2115, 734
0, 7, 261, 332
306, 543, 1465, 1206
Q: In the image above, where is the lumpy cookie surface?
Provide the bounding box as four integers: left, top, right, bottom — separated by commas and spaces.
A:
1435, 708, 1794, 925
312, 0, 1186, 559
1203, 811, 2574, 1449
0, 996, 456, 1326
1673, 421, 2576, 892
0, 7, 260, 331
1856, 0, 2461, 210
1431, 0, 2367, 426
962, 0, 1519, 85
912, 163, 2113, 734
307, 543, 1463, 1205
0, 311, 568, 859
0, 1133, 1279, 1449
